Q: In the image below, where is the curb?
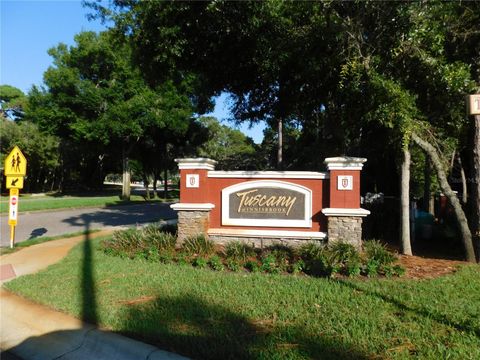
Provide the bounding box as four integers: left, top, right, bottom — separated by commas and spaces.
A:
7, 325, 189, 360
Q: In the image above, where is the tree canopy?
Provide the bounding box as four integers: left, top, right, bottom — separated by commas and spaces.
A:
0, 85, 27, 119
86, 0, 480, 260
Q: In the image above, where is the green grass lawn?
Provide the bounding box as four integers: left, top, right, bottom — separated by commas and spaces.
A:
5, 236, 480, 360
0, 194, 171, 213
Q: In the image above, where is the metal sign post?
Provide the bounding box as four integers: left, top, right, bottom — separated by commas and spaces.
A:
4, 146, 27, 248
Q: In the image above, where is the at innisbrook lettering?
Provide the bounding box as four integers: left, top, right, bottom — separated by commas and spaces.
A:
235, 189, 297, 216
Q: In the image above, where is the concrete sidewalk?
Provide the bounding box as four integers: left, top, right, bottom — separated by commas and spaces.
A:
0, 232, 188, 360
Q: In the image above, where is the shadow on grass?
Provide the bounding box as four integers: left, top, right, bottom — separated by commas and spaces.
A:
81, 220, 98, 325
118, 294, 369, 360
335, 278, 480, 338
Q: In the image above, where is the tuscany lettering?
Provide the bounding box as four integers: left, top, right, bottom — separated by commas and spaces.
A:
236, 189, 297, 216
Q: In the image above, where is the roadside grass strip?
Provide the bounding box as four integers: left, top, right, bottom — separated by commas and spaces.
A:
0, 195, 167, 213
0, 230, 101, 255
5, 237, 480, 360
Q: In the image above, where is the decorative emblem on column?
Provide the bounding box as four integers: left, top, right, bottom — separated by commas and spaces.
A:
186, 174, 200, 188
337, 175, 353, 190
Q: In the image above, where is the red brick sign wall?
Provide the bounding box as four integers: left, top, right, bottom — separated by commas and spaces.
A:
172, 157, 369, 242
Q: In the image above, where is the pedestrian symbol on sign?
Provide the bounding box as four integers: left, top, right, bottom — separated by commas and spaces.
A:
4, 146, 27, 176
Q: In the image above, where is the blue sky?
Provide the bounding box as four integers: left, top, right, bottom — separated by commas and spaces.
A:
0, 0, 265, 142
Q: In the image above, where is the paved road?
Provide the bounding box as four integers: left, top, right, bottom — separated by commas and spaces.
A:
0, 203, 177, 247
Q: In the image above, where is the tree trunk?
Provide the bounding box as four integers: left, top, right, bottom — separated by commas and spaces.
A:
153, 171, 158, 198
412, 133, 476, 262
457, 154, 468, 205
121, 146, 131, 201
471, 114, 480, 261
277, 117, 283, 170
400, 147, 412, 255
164, 168, 168, 199
143, 172, 150, 200
423, 157, 432, 213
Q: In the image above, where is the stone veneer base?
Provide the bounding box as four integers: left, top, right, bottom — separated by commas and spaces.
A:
208, 234, 327, 249
176, 210, 211, 243
327, 216, 363, 249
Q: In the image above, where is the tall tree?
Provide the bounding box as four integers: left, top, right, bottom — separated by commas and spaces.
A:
1, 118, 60, 192
197, 116, 256, 170
28, 31, 195, 197
0, 85, 27, 119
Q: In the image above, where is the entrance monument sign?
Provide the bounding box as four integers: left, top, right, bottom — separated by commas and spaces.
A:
171, 156, 369, 248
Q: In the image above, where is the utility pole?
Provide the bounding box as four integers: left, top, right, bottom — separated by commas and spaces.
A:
468, 94, 480, 261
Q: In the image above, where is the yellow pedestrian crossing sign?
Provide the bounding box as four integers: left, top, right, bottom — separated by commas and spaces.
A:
4, 146, 27, 176
6, 176, 24, 189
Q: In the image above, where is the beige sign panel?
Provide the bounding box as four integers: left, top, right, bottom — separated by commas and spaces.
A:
222, 180, 312, 228
467, 94, 480, 115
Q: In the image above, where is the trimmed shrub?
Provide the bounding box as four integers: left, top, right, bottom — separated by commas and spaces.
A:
103, 228, 405, 278
245, 260, 260, 273
290, 260, 305, 274
182, 234, 216, 257
260, 254, 280, 274
142, 224, 177, 252
363, 240, 397, 267
209, 255, 224, 271
102, 228, 145, 259
263, 244, 296, 273
192, 257, 208, 269
365, 259, 380, 277
299, 243, 324, 262
224, 241, 256, 263
226, 259, 242, 272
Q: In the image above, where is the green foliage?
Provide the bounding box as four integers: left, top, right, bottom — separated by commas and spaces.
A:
26, 30, 198, 191
224, 241, 256, 263
263, 244, 295, 272
346, 261, 362, 278
329, 242, 361, 265
0, 85, 27, 119
103, 229, 404, 278
0, 119, 60, 192
290, 260, 305, 275
208, 255, 224, 272
363, 240, 397, 268
192, 257, 208, 269
365, 259, 380, 278
197, 116, 257, 169
226, 259, 241, 272
260, 253, 280, 274
103, 228, 144, 258
299, 243, 324, 263
244, 260, 260, 273
101, 225, 177, 260
176, 252, 189, 266
182, 234, 216, 257
142, 223, 177, 252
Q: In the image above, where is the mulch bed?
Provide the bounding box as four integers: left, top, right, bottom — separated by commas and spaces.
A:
397, 255, 467, 280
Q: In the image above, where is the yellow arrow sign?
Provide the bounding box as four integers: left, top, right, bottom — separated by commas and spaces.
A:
4, 146, 27, 176
6, 176, 24, 189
